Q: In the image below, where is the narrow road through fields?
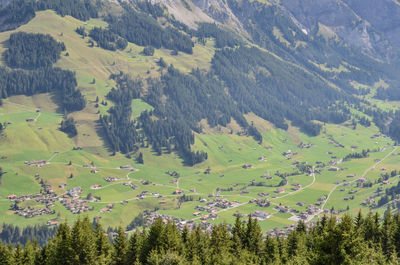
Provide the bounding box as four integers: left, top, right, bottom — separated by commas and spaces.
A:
312, 145, 399, 221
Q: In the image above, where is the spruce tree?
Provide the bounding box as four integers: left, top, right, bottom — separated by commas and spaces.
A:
111, 227, 127, 265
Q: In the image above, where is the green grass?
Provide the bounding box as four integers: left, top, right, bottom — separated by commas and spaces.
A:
1, 10, 400, 232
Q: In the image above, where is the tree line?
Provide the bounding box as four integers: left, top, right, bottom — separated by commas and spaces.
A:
0, 0, 99, 32
3, 212, 400, 264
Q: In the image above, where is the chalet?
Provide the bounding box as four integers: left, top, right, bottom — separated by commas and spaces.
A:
100, 208, 110, 213
67, 187, 82, 198
90, 184, 102, 189
356, 177, 367, 183
201, 215, 208, 220
159, 200, 167, 204
59, 183, 67, 188
47, 221, 59, 226
347, 174, 356, 178
193, 212, 201, 216
209, 213, 218, 220
258, 156, 266, 161
120, 165, 135, 171
242, 164, 253, 169
283, 150, 292, 156
329, 166, 341, 171
383, 180, 389, 185
253, 211, 270, 220
7, 194, 17, 200
90, 169, 99, 174
261, 174, 272, 179
296, 202, 305, 206
26, 118, 35, 122
276, 188, 285, 194
25, 160, 47, 167
173, 190, 183, 195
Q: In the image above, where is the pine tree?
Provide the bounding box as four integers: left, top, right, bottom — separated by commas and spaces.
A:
111, 226, 127, 265
52, 222, 74, 265
126, 231, 143, 264
70, 217, 96, 265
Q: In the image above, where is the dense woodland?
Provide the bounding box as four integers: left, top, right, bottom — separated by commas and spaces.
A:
196, 23, 242, 48
0, 0, 99, 32
60, 117, 78, 137
2, 213, 400, 264
4, 32, 66, 69
88, 27, 128, 51
107, 4, 193, 54
0, 224, 56, 247
212, 46, 352, 135
100, 73, 141, 154
0, 67, 85, 112
0, 32, 85, 112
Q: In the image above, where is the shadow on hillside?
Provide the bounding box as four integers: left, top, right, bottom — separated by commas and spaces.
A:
94, 119, 115, 154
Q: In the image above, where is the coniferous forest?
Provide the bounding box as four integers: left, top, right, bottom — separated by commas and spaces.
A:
2, 212, 400, 264
0, 32, 85, 112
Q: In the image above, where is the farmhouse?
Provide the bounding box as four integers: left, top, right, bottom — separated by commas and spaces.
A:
261, 174, 272, 179
275, 188, 285, 194
67, 187, 82, 198
90, 184, 102, 189
25, 160, 47, 167
120, 165, 135, 171
242, 164, 253, 169
7, 194, 17, 200
252, 211, 270, 220
356, 177, 367, 183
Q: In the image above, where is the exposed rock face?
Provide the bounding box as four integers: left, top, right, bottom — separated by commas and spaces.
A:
276, 0, 400, 61
152, 0, 400, 62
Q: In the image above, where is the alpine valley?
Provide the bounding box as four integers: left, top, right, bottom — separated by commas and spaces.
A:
1, 0, 400, 262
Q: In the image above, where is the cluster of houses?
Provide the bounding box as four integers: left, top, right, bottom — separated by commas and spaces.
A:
59, 187, 93, 214
282, 150, 298, 159
249, 198, 270, 207
8, 183, 57, 218
123, 181, 139, 190
141, 212, 217, 233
